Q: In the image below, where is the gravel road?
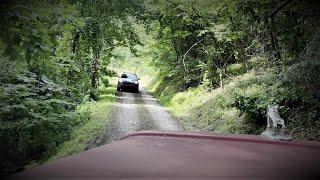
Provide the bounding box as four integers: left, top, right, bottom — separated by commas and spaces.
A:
97, 88, 181, 145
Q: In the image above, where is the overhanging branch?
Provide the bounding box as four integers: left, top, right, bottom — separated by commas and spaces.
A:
182, 39, 203, 73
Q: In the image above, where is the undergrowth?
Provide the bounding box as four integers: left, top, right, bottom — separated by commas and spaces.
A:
149, 60, 320, 140
48, 85, 116, 162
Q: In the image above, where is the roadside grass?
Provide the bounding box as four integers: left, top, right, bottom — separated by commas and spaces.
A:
48, 85, 117, 162
149, 64, 320, 140
149, 71, 273, 134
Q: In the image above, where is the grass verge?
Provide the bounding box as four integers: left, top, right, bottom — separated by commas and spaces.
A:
149, 72, 259, 134
48, 85, 116, 161
149, 67, 320, 140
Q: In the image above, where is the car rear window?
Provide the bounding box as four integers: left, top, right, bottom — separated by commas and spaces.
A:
123, 73, 137, 79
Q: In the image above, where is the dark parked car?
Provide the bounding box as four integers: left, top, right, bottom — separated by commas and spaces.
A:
117, 72, 139, 92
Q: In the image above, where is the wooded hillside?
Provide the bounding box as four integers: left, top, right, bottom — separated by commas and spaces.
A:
1, 0, 319, 176
145, 0, 320, 139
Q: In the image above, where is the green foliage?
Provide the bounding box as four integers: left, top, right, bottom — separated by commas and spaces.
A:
279, 59, 320, 140
88, 87, 99, 101
0, 0, 147, 175
100, 76, 110, 87
282, 59, 320, 106
76, 0, 146, 92
49, 86, 116, 161
0, 71, 90, 175
0, 1, 87, 174
149, 75, 185, 106
150, 71, 263, 134
147, 0, 319, 88
1, 0, 320, 176
150, 67, 320, 139
226, 63, 246, 76
145, 0, 319, 141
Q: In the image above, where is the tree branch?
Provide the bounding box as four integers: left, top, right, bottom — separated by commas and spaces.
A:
270, 0, 294, 18
182, 39, 202, 73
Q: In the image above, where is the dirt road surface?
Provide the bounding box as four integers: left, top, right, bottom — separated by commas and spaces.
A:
93, 87, 181, 146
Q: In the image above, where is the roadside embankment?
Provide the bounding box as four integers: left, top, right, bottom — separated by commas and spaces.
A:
49, 86, 117, 161
148, 62, 320, 141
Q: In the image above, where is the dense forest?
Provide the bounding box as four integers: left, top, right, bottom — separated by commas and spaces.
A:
146, 0, 320, 139
1, 0, 320, 176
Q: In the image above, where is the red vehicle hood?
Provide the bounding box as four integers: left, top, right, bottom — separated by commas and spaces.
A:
7, 131, 320, 179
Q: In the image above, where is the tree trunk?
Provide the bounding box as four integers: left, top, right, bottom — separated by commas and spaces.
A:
71, 30, 81, 54
269, 17, 281, 61
268, 0, 294, 70
91, 51, 100, 88
219, 70, 223, 89
91, 58, 98, 88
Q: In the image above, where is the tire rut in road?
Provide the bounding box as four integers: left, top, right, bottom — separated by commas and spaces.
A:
139, 89, 181, 131
86, 89, 180, 148
136, 93, 159, 131
103, 91, 140, 144
117, 91, 139, 136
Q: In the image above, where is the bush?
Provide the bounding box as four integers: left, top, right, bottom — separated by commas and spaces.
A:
226, 63, 246, 76
0, 71, 90, 175
282, 59, 320, 105
152, 66, 320, 140
279, 59, 320, 140
247, 56, 268, 69
89, 88, 99, 101
149, 75, 184, 106
101, 76, 110, 87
